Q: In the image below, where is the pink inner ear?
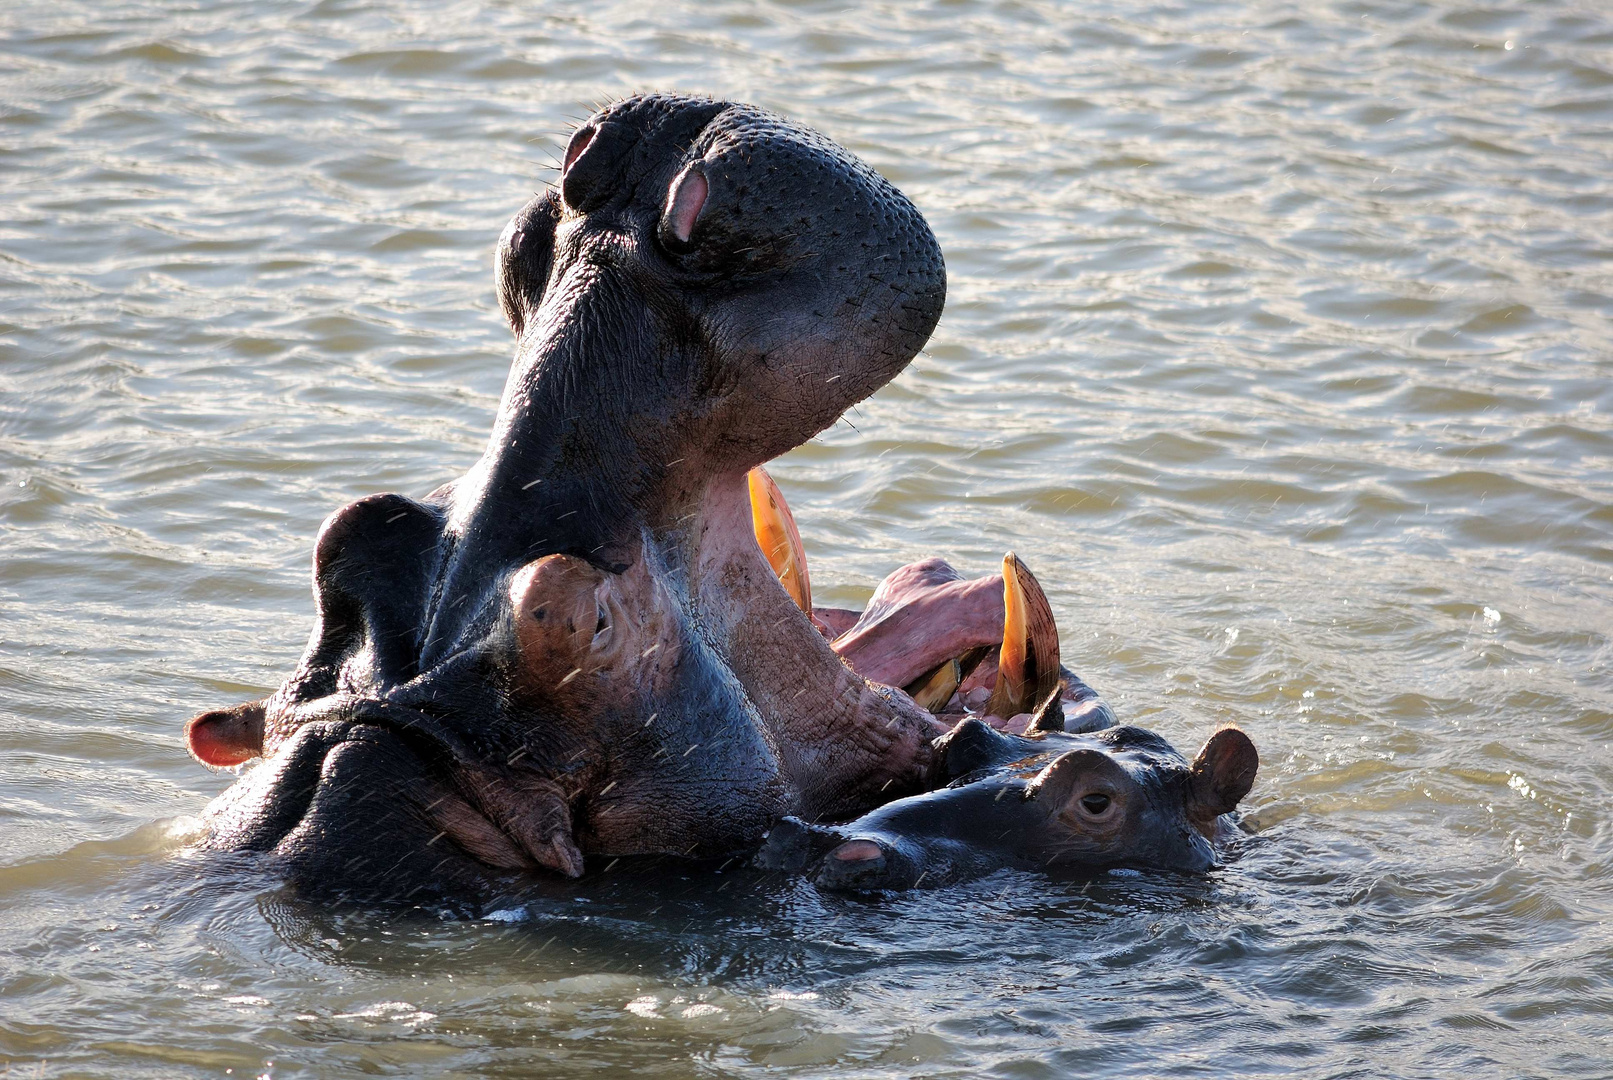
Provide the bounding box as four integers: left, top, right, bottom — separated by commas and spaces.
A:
185, 705, 264, 768
667, 168, 708, 243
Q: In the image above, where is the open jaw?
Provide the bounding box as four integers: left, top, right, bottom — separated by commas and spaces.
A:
188, 451, 1110, 903
182, 94, 962, 902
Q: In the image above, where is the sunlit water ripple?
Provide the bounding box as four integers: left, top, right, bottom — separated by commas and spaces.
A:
1, 0, 1610, 1076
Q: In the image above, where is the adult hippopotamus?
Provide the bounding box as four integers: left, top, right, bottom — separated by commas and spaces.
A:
757, 704, 1260, 892
183, 94, 957, 902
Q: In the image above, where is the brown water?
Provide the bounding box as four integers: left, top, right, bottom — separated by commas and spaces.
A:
3, 0, 1611, 1076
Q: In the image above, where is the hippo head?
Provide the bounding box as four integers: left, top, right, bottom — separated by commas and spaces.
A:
758, 713, 1259, 891
184, 95, 947, 903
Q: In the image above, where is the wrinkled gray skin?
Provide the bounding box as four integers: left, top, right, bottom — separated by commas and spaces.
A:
756, 699, 1259, 892
186, 95, 948, 904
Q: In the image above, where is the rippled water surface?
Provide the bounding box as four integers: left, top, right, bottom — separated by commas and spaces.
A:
3, 0, 1612, 1075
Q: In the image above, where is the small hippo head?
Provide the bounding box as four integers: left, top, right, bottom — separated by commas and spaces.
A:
758, 714, 1259, 892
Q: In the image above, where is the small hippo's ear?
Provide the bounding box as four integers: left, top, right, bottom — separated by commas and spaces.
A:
185, 700, 266, 768
1023, 687, 1065, 735
931, 716, 1014, 783
1187, 727, 1259, 824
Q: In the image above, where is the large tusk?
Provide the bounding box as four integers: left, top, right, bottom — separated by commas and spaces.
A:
984, 552, 1062, 720
748, 465, 812, 613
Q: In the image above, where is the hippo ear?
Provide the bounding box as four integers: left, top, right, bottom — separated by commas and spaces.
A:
185, 700, 266, 767
1187, 727, 1259, 823
931, 716, 1014, 783
1023, 687, 1065, 735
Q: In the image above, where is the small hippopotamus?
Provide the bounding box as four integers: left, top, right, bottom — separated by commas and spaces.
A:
756, 694, 1258, 891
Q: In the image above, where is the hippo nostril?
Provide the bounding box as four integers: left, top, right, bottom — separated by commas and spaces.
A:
831, 839, 883, 863
508, 227, 526, 257
661, 165, 708, 250
562, 124, 596, 173
561, 121, 628, 213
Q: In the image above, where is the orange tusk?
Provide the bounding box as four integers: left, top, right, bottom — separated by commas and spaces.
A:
747, 465, 812, 613
984, 552, 1062, 719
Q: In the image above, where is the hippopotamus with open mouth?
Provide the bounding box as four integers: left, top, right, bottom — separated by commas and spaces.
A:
184, 94, 956, 901
183, 93, 1258, 903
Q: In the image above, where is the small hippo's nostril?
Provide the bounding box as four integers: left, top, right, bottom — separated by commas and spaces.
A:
508, 228, 526, 257
831, 839, 883, 863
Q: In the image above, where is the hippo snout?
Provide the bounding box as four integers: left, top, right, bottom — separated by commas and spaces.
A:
755, 818, 929, 892
814, 837, 913, 892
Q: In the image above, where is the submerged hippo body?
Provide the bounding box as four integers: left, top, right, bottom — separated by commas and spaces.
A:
757, 700, 1259, 892
185, 95, 950, 902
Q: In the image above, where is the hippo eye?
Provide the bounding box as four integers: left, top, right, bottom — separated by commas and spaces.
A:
1079, 793, 1111, 816
593, 602, 610, 640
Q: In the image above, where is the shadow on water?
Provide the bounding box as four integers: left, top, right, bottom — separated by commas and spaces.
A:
4, 805, 1611, 1076
252, 851, 1232, 981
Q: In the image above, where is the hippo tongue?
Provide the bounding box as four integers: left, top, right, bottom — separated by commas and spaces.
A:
739, 469, 1064, 715
830, 558, 1006, 690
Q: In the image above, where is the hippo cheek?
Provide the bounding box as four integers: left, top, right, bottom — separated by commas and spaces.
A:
1026, 749, 1140, 867
199, 716, 575, 901
507, 553, 682, 712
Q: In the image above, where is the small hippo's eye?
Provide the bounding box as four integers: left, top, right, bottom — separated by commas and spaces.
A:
1079, 793, 1111, 816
